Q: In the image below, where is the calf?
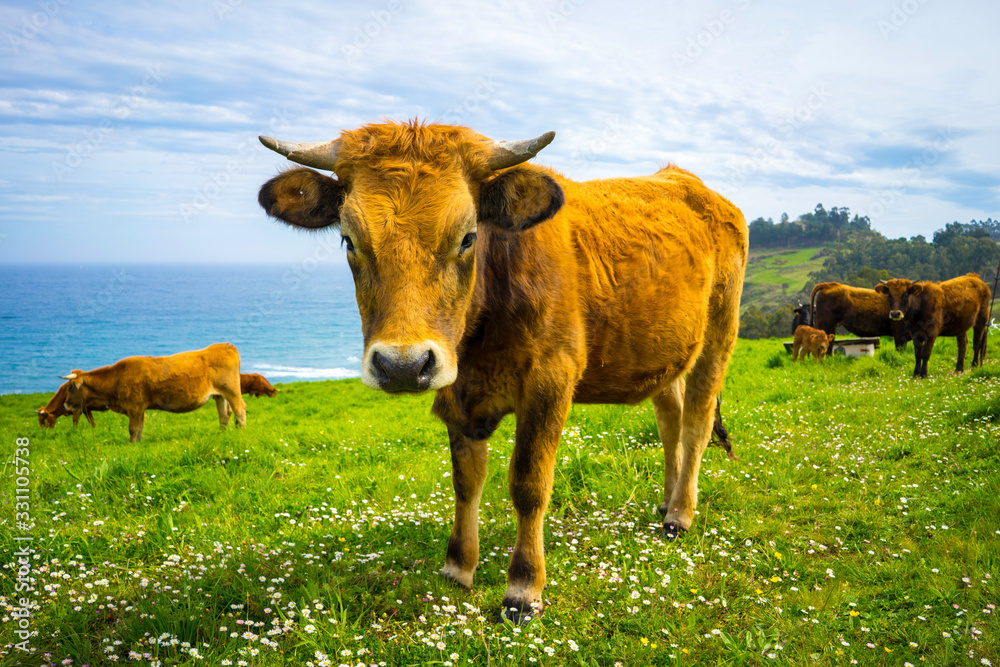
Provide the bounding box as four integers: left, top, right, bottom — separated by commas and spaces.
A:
882, 273, 990, 378
792, 325, 836, 361
240, 373, 278, 397
61, 343, 246, 442
36, 381, 108, 428
810, 282, 909, 350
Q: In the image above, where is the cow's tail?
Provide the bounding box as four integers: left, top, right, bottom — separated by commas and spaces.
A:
711, 395, 737, 460
809, 283, 828, 328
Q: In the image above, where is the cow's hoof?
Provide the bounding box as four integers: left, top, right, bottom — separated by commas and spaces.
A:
663, 522, 686, 542
657, 504, 669, 518
500, 599, 540, 626
440, 563, 474, 591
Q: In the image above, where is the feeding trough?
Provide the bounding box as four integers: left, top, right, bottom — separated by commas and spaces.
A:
784, 336, 880, 357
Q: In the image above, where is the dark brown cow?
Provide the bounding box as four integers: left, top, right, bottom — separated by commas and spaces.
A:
61, 343, 246, 442
36, 381, 109, 428
881, 273, 990, 378
240, 373, 278, 397
791, 303, 811, 334
810, 281, 910, 350
257, 121, 747, 621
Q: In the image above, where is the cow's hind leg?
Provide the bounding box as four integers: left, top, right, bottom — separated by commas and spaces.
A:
441, 425, 489, 590
218, 383, 246, 429
652, 377, 684, 519
972, 323, 988, 367
215, 396, 232, 427
955, 331, 968, 373
661, 283, 740, 540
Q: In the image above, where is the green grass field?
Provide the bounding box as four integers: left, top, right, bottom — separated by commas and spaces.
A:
2, 337, 999, 666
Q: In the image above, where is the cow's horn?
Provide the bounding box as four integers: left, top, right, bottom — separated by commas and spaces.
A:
60, 373, 77, 380
487, 131, 556, 171
259, 136, 342, 171
878, 279, 887, 284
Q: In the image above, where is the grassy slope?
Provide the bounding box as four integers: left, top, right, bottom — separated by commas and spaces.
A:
1, 337, 999, 666
742, 246, 828, 310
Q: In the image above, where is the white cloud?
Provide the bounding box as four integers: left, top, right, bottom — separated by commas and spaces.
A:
0, 0, 997, 264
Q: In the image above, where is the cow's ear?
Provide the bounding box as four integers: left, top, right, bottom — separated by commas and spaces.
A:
478, 166, 564, 232
874, 283, 888, 294
908, 283, 924, 296
827, 334, 836, 344
258, 167, 346, 230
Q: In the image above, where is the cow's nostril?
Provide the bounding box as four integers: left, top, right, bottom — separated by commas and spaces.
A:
372, 352, 391, 384
418, 349, 436, 381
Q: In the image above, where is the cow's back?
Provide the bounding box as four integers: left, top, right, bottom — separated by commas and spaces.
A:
939, 274, 992, 334
558, 167, 747, 403
119, 343, 241, 411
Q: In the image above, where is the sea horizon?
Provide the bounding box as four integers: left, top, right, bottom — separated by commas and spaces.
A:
0, 263, 364, 396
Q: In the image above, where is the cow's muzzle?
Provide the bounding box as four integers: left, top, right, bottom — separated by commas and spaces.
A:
364, 342, 452, 393
889, 310, 904, 321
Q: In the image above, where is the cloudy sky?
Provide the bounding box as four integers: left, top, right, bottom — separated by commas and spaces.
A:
1, 0, 997, 264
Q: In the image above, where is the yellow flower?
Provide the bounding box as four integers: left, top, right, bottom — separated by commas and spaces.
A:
681, 648, 689, 655
755, 588, 763, 595
774, 552, 783, 561
885, 647, 892, 653
689, 588, 698, 594
770, 576, 780, 583
874, 498, 882, 506
640, 638, 649, 645
850, 611, 859, 617
811, 484, 817, 490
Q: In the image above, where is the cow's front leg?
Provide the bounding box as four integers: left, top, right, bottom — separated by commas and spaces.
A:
441, 425, 489, 589
502, 389, 572, 624
128, 411, 145, 443
215, 396, 232, 427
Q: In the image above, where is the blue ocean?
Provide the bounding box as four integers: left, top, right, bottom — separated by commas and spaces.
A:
0, 264, 364, 395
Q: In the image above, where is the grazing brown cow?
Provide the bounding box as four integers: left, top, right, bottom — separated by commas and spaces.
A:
881, 273, 990, 378
61, 343, 246, 442
791, 325, 836, 361
257, 121, 747, 621
810, 282, 910, 351
36, 381, 109, 428
240, 373, 278, 397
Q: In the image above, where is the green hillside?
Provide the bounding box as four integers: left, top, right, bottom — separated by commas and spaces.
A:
741, 245, 828, 311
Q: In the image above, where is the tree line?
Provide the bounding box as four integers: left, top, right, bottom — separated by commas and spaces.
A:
739, 210, 1000, 339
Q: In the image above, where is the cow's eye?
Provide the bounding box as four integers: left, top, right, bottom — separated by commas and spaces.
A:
341, 235, 355, 253
459, 232, 477, 256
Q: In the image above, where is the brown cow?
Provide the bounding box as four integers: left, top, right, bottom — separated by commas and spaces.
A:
881, 273, 990, 378
257, 121, 747, 621
810, 282, 910, 351
791, 325, 835, 361
240, 373, 278, 397
36, 381, 109, 428
61, 343, 246, 442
